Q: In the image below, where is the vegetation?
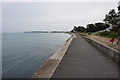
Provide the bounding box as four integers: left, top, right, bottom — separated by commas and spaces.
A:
72, 26, 85, 32
72, 22, 109, 33
71, 4, 120, 38
86, 24, 96, 32
98, 8, 120, 38
103, 9, 119, 32
86, 23, 109, 32
95, 23, 110, 31
99, 31, 117, 38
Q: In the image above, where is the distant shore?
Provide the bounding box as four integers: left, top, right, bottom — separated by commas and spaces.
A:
24, 31, 70, 33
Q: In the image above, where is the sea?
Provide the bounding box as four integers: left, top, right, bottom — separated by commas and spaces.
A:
2, 33, 70, 78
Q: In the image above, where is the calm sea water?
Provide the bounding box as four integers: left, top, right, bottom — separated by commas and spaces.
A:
2, 33, 70, 78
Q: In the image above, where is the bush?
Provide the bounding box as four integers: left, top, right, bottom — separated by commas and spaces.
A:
109, 31, 117, 38
99, 31, 110, 37
99, 31, 117, 38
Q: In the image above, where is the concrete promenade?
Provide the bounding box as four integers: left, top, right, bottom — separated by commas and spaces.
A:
51, 34, 118, 78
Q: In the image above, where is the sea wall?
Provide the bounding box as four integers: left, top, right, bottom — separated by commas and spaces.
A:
31, 33, 75, 78
81, 34, 120, 64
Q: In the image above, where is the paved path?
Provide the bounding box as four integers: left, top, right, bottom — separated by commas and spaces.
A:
51, 34, 118, 78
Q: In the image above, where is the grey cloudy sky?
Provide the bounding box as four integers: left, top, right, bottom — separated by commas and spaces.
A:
2, 2, 118, 32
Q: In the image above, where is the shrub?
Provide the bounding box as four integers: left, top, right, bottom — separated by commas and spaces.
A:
99, 31, 110, 37
109, 31, 117, 38
99, 31, 117, 38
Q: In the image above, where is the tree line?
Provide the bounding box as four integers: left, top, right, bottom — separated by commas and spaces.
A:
71, 5, 120, 33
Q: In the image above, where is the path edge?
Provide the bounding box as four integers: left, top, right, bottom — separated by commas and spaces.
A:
81, 34, 120, 64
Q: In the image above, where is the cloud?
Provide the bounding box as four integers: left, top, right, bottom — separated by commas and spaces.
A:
2, 2, 118, 32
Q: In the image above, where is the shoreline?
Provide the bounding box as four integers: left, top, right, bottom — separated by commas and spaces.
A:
31, 33, 75, 78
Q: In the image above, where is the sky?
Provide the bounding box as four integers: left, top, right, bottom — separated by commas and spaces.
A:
2, 2, 119, 32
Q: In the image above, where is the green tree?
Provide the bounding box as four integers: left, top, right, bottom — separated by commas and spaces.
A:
77, 26, 85, 32
73, 26, 77, 32
95, 22, 109, 31
73, 26, 85, 32
86, 24, 96, 32
117, 5, 120, 29
103, 9, 118, 32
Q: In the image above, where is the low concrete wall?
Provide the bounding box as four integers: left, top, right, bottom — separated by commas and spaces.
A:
81, 34, 120, 64
31, 33, 75, 79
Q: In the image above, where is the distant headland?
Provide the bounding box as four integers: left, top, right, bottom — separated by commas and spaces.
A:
24, 31, 70, 33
